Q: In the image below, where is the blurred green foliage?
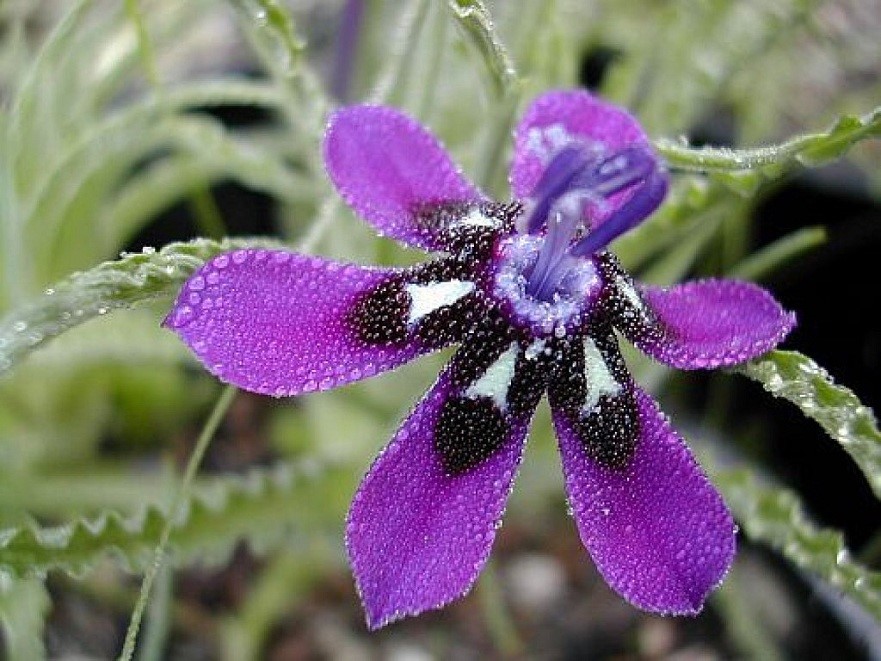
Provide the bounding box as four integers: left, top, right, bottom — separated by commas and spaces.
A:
0, 0, 879, 658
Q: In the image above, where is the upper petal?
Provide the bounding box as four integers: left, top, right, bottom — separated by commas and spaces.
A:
510, 90, 650, 202
324, 105, 484, 252
347, 339, 546, 629
163, 249, 471, 397
552, 384, 735, 615
602, 265, 796, 369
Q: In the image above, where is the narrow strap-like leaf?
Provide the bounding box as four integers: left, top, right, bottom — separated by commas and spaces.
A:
734, 350, 881, 499
656, 105, 881, 173
0, 463, 347, 579
447, 0, 520, 99
715, 468, 881, 620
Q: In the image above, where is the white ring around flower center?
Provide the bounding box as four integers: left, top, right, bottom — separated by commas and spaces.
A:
491, 234, 601, 337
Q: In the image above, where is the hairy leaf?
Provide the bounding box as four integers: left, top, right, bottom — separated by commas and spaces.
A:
656, 104, 881, 174
0, 463, 349, 580
716, 468, 881, 620
447, 0, 519, 99
0, 238, 281, 376
734, 350, 881, 499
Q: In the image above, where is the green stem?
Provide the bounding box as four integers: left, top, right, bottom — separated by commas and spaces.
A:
136, 562, 173, 661
123, 0, 161, 90
118, 385, 237, 661
187, 185, 227, 241
477, 559, 523, 657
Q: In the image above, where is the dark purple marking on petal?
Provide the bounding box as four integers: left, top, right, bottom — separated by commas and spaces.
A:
348, 255, 495, 352
349, 278, 411, 345
164, 249, 433, 397
415, 200, 520, 255
553, 385, 736, 615
446, 322, 519, 389
511, 90, 649, 220
434, 333, 550, 475
324, 105, 483, 252
549, 330, 639, 469
597, 255, 796, 369
436, 396, 508, 474
346, 355, 538, 629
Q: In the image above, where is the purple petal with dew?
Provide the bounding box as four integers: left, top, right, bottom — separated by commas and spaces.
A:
164, 249, 431, 397
510, 90, 649, 219
553, 385, 735, 615
346, 362, 533, 629
630, 279, 796, 369
324, 105, 484, 252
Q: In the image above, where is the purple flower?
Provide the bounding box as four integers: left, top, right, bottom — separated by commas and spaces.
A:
165, 90, 795, 629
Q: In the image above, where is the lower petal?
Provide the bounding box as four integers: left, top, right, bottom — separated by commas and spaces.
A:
346, 359, 536, 629
553, 385, 735, 614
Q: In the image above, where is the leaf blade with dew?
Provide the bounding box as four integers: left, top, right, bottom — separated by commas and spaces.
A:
714, 468, 881, 621
655, 104, 881, 175
733, 350, 881, 500
447, 0, 520, 100
0, 237, 283, 377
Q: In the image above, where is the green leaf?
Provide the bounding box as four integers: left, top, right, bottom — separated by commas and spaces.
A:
715, 468, 881, 620
728, 227, 826, 281
734, 350, 881, 499
656, 104, 881, 174
0, 237, 282, 377
602, 0, 819, 135
0, 462, 349, 580
0, 577, 50, 661
228, 0, 327, 141
447, 0, 520, 99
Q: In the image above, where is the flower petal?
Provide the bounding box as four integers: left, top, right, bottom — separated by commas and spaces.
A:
324, 105, 484, 251
552, 385, 735, 615
602, 266, 796, 369
347, 344, 543, 629
163, 249, 458, 397
510, 90, 650, 206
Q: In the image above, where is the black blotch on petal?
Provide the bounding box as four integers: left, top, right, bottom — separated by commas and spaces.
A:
595, 252, 665, 347
349, 278, 410, 345
549, 329, 640, 470
435, 396, 509, 475
508, 350, 552, 417
550, 337, 588, 411
414, 200, 521, 255
573, 388, 640, 470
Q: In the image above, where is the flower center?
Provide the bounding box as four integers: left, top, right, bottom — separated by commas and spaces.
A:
492, 233, 600, 337
490, 142, 666, 337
